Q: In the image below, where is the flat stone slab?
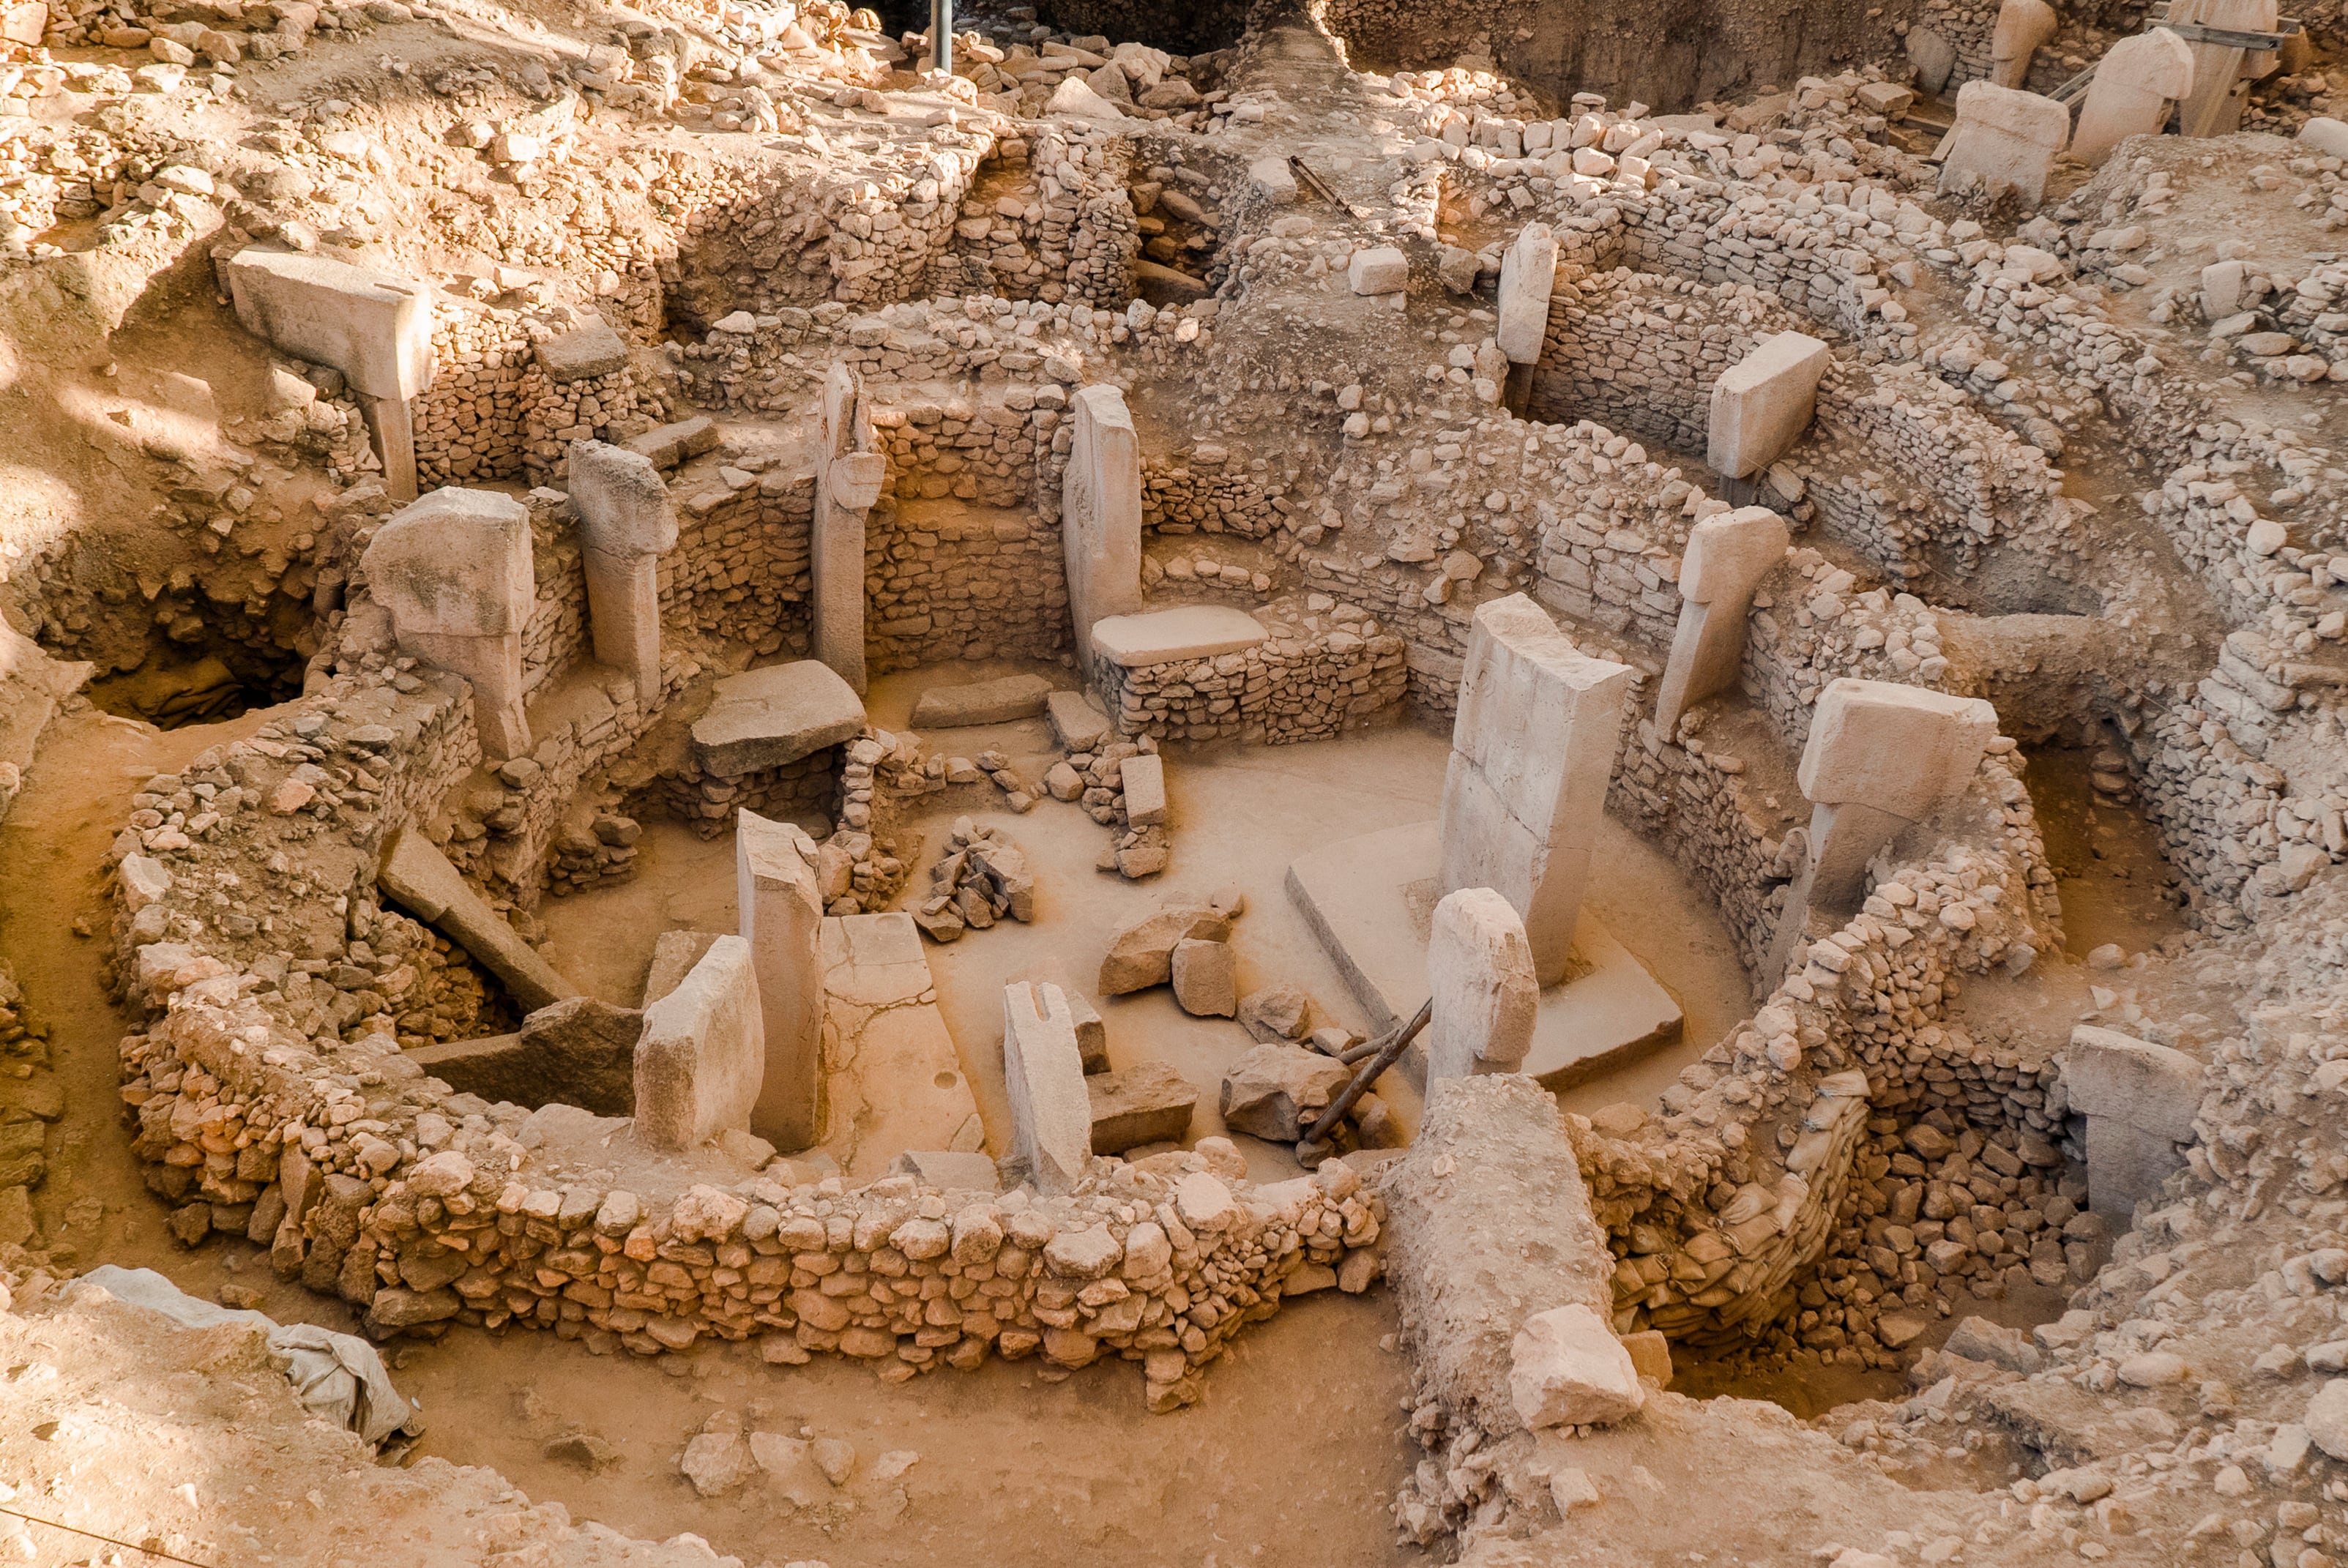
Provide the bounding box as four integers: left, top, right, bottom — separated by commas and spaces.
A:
378, 827, 579, 1012
1088, 1059, 1198, 1154
819, 913, 983, 1177
1047, 689, 1112, 751
1286, 820, 1681, 1091
1089, 605, 1267, 668
535, 320, 629, 384
908, 673, 1056, 728
623, 414, 721, 470
691, 659, 866, 777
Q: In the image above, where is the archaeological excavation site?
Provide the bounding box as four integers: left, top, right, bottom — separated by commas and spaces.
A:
15, 0, 2348, 1560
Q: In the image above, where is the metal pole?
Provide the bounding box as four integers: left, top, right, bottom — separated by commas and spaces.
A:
931, 0, 951, 72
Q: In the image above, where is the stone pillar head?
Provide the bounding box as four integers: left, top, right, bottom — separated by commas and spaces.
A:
1939, 81, 2069, 206
1797, 679, 2001, 824
1426, 886, 1538, 1083
2072, 29, 2196, 165
567, 439, 677, 557
1706, 332, 1830, 480
1990, 0, 2058, 86
360, 488, 534, 641
1679, 505, 1790, 606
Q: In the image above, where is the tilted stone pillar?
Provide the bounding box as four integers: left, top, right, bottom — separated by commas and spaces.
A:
1989, 0, 2057, 88
2174, 0, 2281, 138
1062, 384, 1143, 668
736, 810, 826, 1149
1939, 81, 2069, 206
359, 488, 534, 759
1653, 505, 1790, 734
2073, 29, 2196, 166
1766, 679, 2000, 983
1496, 222, 1558, 365
567, 438, 677, 702
1425, 887, 1538, 1083
1707, 332, 1830, 482
1002, 980, 1090, 1195
222, 249, 433, 501
1439, 593, 1632, 988
635, 935, 765, 1151
813, 363, 885, 693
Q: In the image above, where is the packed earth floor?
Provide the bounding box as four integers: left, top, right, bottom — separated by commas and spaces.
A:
14, 0, 2348, 1563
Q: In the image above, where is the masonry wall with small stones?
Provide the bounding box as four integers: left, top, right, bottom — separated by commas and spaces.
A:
1097, 624, 1410, 744
660, 469, 814, 657
1143, 452, 1283, 539
864, 498, 1073, 671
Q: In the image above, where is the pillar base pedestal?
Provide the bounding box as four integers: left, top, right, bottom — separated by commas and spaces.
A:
1285, 820, 1682, 1092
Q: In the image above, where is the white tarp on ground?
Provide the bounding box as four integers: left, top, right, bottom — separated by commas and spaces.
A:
70, 1266, 423, 1445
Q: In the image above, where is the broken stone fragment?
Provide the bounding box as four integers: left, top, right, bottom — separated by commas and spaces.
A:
1098, 903, 1231, 993
1169, 936, 1236, 1017
1218, 1043, 1350, 1141
1509, 1303, 1644, 1429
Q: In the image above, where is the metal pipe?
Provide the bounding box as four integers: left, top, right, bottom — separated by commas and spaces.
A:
931, 0, 951, 73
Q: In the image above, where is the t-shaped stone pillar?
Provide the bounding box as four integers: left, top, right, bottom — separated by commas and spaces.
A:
359, 488, 534, 759
222, 249, 433, 501
1002, 979, 1090, 1195
1653, 505, 1790, 734
1989, 0, 2057, 88
736, 809, 826, 1150
1496, 221, 1559, 365
813, 363, 885, 693
1707, 332, 1830, 482
1061, 384, 1143, 669
1439, 593, 1633, 988
567, 438, 677, 703
2173, 0, 2278, 138
2071, 28, 2195, 165
1766, 679, 2000, 983
1425, 886, 1538, 1083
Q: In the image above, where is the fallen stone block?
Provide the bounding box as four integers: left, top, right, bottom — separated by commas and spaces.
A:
408, 996, 641, 1114
1237, 985, 1311, 1043
1510, 1303, 1644, 1429
1098, 902, 1232, 993
1119, 752, 1166, 826
908, 673, 1056, 728
377, 828, 578, 1012
691, 660, 865, 777
1349, 244, 1409, 296
1170, 936, 1236, 1017
1218, 1042, 1349, 1140
1047, 689, 1112, 751
623, 415, 721, 470
1087, 1059, 1199, 1153
1003, 980, 1092, 1194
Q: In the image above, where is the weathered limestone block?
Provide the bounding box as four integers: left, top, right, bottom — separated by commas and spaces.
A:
1939, 81, 2068, 205
567, 438, 677, 700
1511, 1302, 1645, 1428
1002, 981, 1091, 1194
1087, 1059, 1198, 1153
360, 488, 534, 758
1170, 936, 1236, 1018
635, 936, 765, 1151
1218, 1043, 1350, 1140
2073, 29, 2196, 165
406, 996, 639, 1114
2066, 1025, 2204, 1222
1099, 903, 1232, 993
1653, 505, 1789, 733
1705, 332, 1830, 480
1990, 0, 2057, 87
1439, 594, 1631, 986
1380, 1075, 1617, 1438
1497, 223, 1559, 364
691, 660, 865, 777
1425, 887, 1537, 1083
1062, 384, 1143, 662
737, 810, 825, 1150
377, 827, 578, 1010
813, 363, 884, 692
908, 673, 1054, 728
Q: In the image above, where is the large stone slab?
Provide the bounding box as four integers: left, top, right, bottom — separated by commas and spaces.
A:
1287, 819, 1680, 1091
1089, 605, 1267, 668
691, 660, 865, 777
535, 320, 628, 384
1705, 332, 1830, 480
377, 827, 578, 1012
1062, 384, 1144, 660
1087, 1059, 1198, 1153
1939, 80, 2068, 205
908, 673, 1056, 728
634, 935, 764, 1151
818, 913, 983, 1178
223, 249, 433, 402
2073, 27, 2195, 165
1002, 979, 1091, 1194
359, 488, 534, 757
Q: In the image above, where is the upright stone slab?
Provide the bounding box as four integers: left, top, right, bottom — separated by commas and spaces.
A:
359, 488, 534, 758
1496, 222, 1559, 365
1939, 81, 2069, 205
1438, 594, 1633, 987
1425, 887, 1538, 1083
223, 249, 433, 500
1990, 0, 2057, 87
1002, 980, 1090, 1194
1706, 333, 1830, 480
567, 438, 677, 701
1061, 384, 1143, 665
1767, 679, 1999, 982
736, 810, 826, 1149
1653, 505, 1789, 733
2073, 29, 2196, 165
2066, 1024, 2204, 1222
2173, 0, 2279, 138
813, 364, 884, 693
634, 935, 765, 1151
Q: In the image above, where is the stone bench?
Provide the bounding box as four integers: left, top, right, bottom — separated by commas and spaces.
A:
690, 660, 866, 777
1089, 605, 1268, 668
